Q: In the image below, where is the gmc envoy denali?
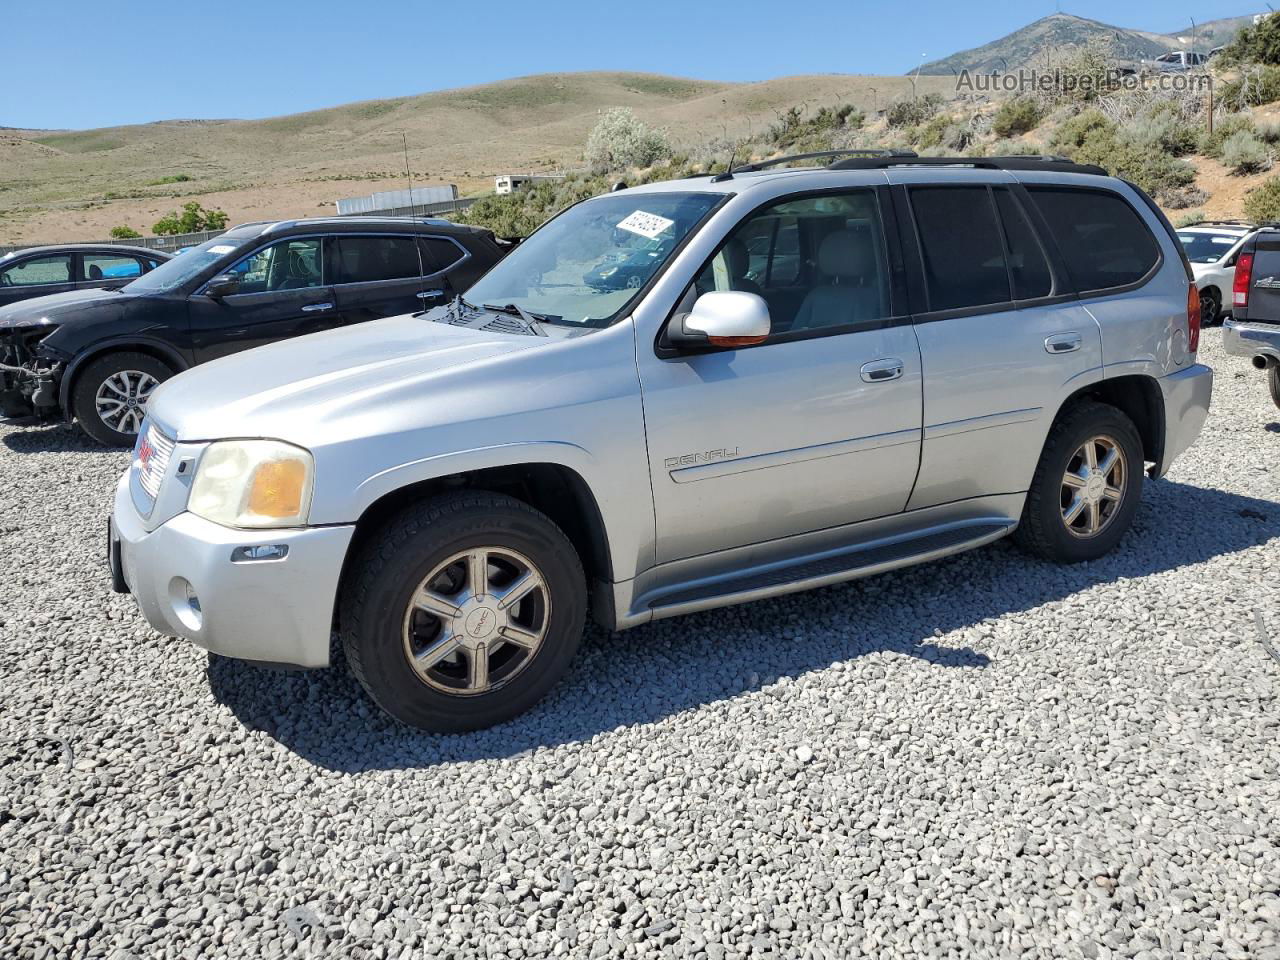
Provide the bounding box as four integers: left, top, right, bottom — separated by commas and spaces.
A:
110, 151, 1212, 732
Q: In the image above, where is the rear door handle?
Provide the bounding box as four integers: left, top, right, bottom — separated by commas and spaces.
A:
860, 358, 904, 383
301, 302, 334, 313
1045, 332, 1082, 354
417, 289, 445, 300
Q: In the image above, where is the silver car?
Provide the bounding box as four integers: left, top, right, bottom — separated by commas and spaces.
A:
109, 151, 1212, 731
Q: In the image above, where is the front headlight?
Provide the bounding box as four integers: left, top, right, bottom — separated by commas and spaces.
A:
188, 439, 314, 528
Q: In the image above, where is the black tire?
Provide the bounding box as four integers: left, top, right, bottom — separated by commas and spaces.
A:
1269, 364, 1280, 410
1014, 401, 1144, 563
339, 491, 586, 732
71, 351, 174, 446
1199, 287, 1221, 326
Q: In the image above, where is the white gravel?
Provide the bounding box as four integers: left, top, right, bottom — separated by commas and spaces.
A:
1, 329, 1278, 960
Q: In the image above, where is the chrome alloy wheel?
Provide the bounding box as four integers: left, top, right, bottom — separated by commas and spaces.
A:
1060, 434, 1127, 539
402, 547, 550, 696
94, 370, 159, 435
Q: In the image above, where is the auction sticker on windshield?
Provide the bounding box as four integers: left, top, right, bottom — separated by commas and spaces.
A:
617, 210, 675, 240
208, 245, 236, 255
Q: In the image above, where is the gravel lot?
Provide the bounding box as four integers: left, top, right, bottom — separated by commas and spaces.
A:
1, 329, 1278, 960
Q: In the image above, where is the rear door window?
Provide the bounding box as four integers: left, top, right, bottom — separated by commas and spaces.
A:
419, 237, 465, 274
1025, 187, 1160, 293
909, 186, 1010, 312
994, 189, 1053, 300
331, 236, 424, 285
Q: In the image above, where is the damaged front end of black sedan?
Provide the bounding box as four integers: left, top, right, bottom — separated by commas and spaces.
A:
0, 324, 66, 422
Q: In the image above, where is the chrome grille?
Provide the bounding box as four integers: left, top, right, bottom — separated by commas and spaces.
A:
134, 423, 175, 500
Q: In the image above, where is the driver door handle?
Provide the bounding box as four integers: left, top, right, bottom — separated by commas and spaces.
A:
1045, 332, 1082, 354
417, 289, 445, 300
860, 358, 904, 383
301, 302, 334, 313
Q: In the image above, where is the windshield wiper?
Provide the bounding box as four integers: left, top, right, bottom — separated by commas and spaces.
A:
482, 302, 549, 337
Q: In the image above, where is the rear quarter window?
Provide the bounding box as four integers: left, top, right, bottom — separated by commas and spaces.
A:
1026, 187, 1160, 293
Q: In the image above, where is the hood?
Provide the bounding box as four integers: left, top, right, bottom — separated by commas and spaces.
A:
147, 313, 550, 445
0, 287, 128, 330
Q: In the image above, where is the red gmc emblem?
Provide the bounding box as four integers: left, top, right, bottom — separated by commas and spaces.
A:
137, 434, 154, 469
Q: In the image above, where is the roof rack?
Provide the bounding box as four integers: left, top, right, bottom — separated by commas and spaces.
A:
825, 154, 1107, 175
1177, 218, 1255, 228
723, 148, 918, 178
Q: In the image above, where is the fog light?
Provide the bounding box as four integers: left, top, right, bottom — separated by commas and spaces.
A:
168, 577, 203, 632
230, 544, 289, 563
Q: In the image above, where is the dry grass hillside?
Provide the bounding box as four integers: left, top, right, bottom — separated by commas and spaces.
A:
0, 72, 955, 245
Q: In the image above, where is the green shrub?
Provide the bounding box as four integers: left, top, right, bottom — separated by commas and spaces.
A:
1162, 186, 1209, 210
1200, 114, 1258, 158
1125, 111, 1198, 157
886, 93, 944, 128
1244, 176, 1280, 220
152, 201, 228, 236
766, 103, 862, 149
1217, 13, 1280, 66
583, 108, 672, 174
1049, 109, 1115, 152
1219, 64, 1280, 109
991, 97, 1044, 138
913, 113, 952, 148
1221, 130, 1273, 174
145, 174, 193, 186
109, 225, 142, 239
988, 138, 1043, 156
1174, 210, 1206, 227
1073, 127, 1196, 197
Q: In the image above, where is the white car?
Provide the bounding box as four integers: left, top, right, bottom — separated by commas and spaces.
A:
1177, 222, 1256, 324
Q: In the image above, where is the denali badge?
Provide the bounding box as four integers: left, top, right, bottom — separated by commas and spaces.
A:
1255, 276, 1280, 289
665, 447, 740, 470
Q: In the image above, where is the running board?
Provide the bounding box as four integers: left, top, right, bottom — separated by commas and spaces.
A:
643, 520, 1013, 621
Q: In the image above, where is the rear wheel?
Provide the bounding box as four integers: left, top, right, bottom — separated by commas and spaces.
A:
71, 351, 173, 446
1269, 364, 1280, 410
1014, 401, 1144, 563
340, 491, 586, 732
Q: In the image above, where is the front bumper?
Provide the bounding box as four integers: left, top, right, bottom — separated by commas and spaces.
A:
111, 474, 355, 668
1153, 362, 1212, 478
1223, 318, 1280, 362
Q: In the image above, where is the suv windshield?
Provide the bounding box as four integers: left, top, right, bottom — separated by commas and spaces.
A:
1177, 230, 1242, 264
463, 191, 722, 327
122, 235, 247, 294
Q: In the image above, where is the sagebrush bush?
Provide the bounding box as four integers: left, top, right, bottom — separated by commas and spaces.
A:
1244, 176, 1280, 220
1161, 186, 1210, 210
1221, 130, 1273, 174
1049, 109, 1114, 152
1220, 65, 1280, 109
991, 97, 1044, 138
1125, 111, 1198, 157
987, 138, 1043, 156
1175, 210, 1206, 227
886, 94, 943, 128
583, 108, 672, 174
1201, 114, 1258, 158
1073, 127, 1196, 197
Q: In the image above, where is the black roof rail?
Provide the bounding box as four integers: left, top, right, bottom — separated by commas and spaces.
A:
715, 148, 918, 180
825, 154, 1108, 176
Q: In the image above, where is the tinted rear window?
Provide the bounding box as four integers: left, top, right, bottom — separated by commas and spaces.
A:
331, 236, 423, 284
910, 186, 1010, 312
1026, 187, 1159, 292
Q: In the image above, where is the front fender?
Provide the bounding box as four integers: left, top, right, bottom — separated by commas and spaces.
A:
54, 335, 193, 415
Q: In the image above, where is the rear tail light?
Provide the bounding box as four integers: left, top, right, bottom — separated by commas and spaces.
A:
1234, 251, 1254, 309
1186, 282, 1201, 354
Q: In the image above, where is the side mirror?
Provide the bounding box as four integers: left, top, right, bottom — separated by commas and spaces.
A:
667, 291, 771, 349
204, 274, 241, 299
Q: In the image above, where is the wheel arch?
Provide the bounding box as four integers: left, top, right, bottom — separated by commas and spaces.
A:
1050, 374, 1165, 473
337, 460, 615, 622
57, 338, 191, 416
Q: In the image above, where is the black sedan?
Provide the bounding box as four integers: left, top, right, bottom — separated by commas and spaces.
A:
0, 218, 508, 445
0, 244, 170, 308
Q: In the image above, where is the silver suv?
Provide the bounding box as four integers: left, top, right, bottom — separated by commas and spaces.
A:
109, 151, 1213, 732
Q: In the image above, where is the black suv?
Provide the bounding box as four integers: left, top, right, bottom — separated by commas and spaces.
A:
1223, 225, 1280, 407
0, 217, 508, 444
0, 244, 170, 308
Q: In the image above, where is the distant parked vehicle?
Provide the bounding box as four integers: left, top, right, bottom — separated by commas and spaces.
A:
0, 245, 170, 309
1149, 50, 1209, 72
1223, 225, 1280, 408
1176, 220, 1258, 324
0, 218, 508, 445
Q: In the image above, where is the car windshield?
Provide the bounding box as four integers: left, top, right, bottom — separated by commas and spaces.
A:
121, 235, 244, 294
463, 191, 722, 327
1177, 230, 1241, 264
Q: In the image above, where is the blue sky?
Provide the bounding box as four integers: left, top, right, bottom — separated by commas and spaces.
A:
4, 1, 1258, 130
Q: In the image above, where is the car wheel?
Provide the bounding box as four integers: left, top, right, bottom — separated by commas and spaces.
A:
340, 491, 586, 732
1269, 364, 1280, 410
1014, 401, 1144, 563
71, 351, 174, 447
1199, 287, 1221, 326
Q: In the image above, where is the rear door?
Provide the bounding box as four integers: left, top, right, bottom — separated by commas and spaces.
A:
0, 253, 76, 306
894, 177, 1104, 509
77, 251, 147, 291
328, 234, 452, 325
186, 236, 337, 362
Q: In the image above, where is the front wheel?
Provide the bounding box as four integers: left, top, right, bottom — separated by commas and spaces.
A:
340, 491, 586, 732
71, 351, 174, 446
1014, 401, 1144, 563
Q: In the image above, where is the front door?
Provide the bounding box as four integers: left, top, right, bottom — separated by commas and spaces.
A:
636, 189, 924, 563
78, 251, 147, 292
187, 237, 338, 362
